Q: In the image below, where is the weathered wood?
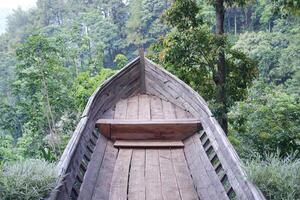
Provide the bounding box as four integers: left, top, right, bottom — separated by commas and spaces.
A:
114, 140, 184, 148
175, 105, 187, 119
91, 141, 118, 200
51, 56, 265, 200
145, 149, 163, 200
184, 135, 219, 200
114, 99, 128, 119
171, 149, 198, 200
150, 95, 164, 119
109, 149, 132, 200
162, 100, 176, 119
159, 149, 181, 200
191, 134, 229, 200
78, 134, 107, 200
128, 149, 146, 200
145, 58, 265, 200
138, 94, 151, 120
126, 95, 139, 119
96, 119, 201, 140
139, 49, 146, 93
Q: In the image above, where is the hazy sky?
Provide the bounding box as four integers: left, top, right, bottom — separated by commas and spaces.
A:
0, 0, 37, 34
0, 0, 37, 10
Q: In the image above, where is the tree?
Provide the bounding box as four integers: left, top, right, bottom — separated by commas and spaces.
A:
229, 81, 300, 158
152, 0, 257, 134
14, 34, 73, 157
114, 54, 128, 69
72, 68, 116, 110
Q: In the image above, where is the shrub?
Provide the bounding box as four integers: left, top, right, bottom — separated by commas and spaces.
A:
0, 159, 58, 200
244, 153, 300, 200
229, 81, 300, 159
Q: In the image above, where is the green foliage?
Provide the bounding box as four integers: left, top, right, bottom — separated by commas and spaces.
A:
229, 81, 300, 158
72, 68, 116, 110
0, 134, 20, 164
114, 54, 128, 69
0, 159, 58, 200
272, 0, 300, 15
234, 31, 300, 84
164, 0, 200, 30
244, 153, 300, 200
151, 0, 257, 113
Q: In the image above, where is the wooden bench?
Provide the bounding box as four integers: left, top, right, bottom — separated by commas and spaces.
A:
114, 140, 184, 147
96, 119, 202, 140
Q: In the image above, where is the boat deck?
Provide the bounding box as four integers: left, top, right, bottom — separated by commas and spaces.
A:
75, 94, 232, 200
81, 144, 198, 200
54, 55, 264, 200
101, 93, 194, 121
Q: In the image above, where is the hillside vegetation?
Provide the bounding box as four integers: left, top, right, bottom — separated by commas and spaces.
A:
0, 0, 299, 199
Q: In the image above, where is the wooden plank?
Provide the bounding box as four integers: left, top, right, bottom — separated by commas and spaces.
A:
171, 149, 199, 200
145, 149, 163, 200
96, 119, 201, 140
139, 49, 146, 93
101, 108, 114, 119
162, 100, 176, 119
174, 105, 187, 119
114, 99, 128, 119
184, 135, 219, 200
159, 149, 181, 200
126, 95, 139, 119
150, 95, 164, 119
78, 134, 107, 200
192, 134, 229, 200
114, 140, 184, 148
128, 149, 146, 200
138, 94, 151, 120
109, 149, 132, 200
91, 141, 118, 200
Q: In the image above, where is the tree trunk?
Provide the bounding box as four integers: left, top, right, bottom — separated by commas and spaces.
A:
215, 0, 228, 134
234, 8, 237, 35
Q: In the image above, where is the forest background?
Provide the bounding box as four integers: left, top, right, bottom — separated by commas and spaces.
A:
0, 0, 299, 199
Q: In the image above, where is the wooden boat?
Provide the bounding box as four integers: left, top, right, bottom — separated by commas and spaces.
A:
50, 51, 265, 200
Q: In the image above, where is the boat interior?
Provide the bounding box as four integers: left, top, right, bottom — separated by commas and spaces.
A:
51, 53, 265, 200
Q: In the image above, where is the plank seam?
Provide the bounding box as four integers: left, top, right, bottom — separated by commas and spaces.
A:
182, 147, 201, 200
158, 150, 165, 200
126, 149, 133, 200
171, 149, 183, 200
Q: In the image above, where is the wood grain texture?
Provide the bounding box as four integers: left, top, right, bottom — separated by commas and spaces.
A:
51, 56, 265, 200
126, 95, 139, 119
184, 135, 220, 200
115, 99, 128, 119
150, 95, 164, 119
139, 49, 146, 93
145, 149, 163, 200
109, 149, 132, 200
159, 149, 181, 200
162, 100, 176, 119
145, 58, 265, 200
171, 149, 198, 200
78, 134, 107, 200
128, 149, 146, 200
96, 119, 201, 140
114, 140, 184, 148
138, 95, 151, 120
91, 141, 118, 200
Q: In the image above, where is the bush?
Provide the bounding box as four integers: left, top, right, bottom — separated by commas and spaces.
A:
244, 153, 300, 200
229, 81, 300, 158
0, 159, 58, 200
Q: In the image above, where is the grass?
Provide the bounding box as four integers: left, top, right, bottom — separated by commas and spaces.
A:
244, 153, 300, 200
0, 159, 58, 200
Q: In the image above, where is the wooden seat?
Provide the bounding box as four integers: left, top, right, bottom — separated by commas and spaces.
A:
96, 118, 202, 140
113, 140, 184, 147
